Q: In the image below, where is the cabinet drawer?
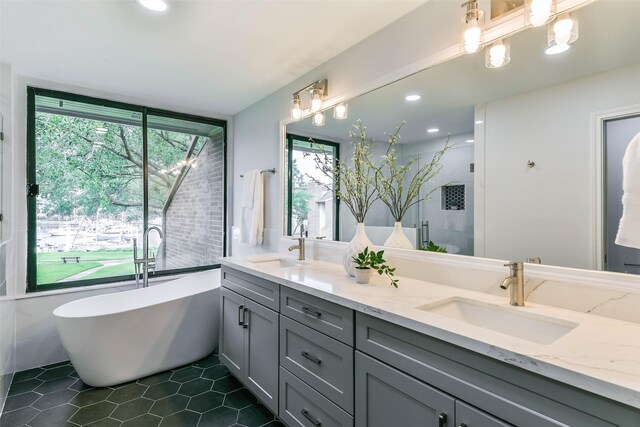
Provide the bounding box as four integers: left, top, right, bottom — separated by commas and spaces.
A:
279, 367, 353, 427
222, 266, 279, 311
280, 316, 354, 413
281, 287, 354, 345
456, 401, 513, 427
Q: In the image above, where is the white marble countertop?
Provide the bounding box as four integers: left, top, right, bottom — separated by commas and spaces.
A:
220, 255, 640, 409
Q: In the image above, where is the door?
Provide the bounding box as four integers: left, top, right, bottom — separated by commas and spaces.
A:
219, 287, 245, 377
244, 298, 279, 413
605, 115, 640, 274
456, 401, 513, 427
355, 351, 455, 427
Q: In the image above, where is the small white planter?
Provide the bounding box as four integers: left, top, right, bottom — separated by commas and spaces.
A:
354, 268, 371, 284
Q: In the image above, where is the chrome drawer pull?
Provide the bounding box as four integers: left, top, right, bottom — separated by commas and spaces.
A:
301, 408, 321, 426
238, 305, 244, 326
438, 413, 447, 427
301, 306, 322, 318
243, 307, 249, 329
301, 351, 322, 365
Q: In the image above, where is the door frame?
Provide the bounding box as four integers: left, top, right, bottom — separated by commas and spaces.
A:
592, 104, 640, 271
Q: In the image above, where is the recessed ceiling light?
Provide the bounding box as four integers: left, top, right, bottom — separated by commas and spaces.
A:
427, 128, 439, 133
405, 94, 422, 102
95, 127, 108, 134
466, 139, 475, 143
545, 44, 570, 55
475, 120, 484, 124
137, 0, 168, 12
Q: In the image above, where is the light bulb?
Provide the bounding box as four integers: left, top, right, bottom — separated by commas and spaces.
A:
312, 111, 325, 127
489, 44, 506, 67
291, 96, 302, 121
463, 24, 482, 54
553, 17, 574, 45
333, 103, 348, 120
529, 0, 553, 26
137, 0, 168, 12
310, 90, 322, 112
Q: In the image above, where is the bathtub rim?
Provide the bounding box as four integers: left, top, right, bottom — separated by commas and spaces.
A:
53, 269, 221, 319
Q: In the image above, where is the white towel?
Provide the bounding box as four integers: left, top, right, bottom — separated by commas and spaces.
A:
241, 169, 259, 208
615, 132, 640, 249
241, 171, 264, 246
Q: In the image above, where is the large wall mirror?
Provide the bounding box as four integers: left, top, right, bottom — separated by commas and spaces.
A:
284, 0, 640, 276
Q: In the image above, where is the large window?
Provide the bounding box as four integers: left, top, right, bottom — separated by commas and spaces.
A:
27, 88, 226, 291
286, 134, 339, 240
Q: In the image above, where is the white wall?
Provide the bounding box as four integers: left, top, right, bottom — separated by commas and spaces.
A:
478, 63, 640, 269
231, 0, 463, 255
0, 63, 16, 412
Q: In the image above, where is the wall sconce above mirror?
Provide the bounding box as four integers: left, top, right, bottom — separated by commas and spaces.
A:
290, 79, 328, 121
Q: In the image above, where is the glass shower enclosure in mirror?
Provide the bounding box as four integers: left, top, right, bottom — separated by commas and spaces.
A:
285, 0, 640, 275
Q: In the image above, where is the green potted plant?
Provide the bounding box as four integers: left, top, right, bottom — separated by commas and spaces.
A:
309, 120, 378, 276
375, 123, 451, 249
351, 247, 399, 287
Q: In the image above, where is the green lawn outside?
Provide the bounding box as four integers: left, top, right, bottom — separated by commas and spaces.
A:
83, 262, 136, 280
37, 249, 133, 264
37, 261, 101, 284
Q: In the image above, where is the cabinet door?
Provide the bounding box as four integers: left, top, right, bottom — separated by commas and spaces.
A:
220, 287, 245, 378
456, 401, 513, 427
244, 298, 279, 413
355, 351, 455, 427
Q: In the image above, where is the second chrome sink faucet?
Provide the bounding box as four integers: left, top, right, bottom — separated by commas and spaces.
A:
289, 223, 306, 261
501, 262, 525, 306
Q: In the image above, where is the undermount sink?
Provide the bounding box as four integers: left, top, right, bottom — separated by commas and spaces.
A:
416, 297, 578, 345
248, 257, 306, 268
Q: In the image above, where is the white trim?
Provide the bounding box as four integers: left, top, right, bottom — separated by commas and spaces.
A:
592, 103, 640, 271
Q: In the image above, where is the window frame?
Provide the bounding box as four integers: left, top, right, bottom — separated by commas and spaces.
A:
26, 87, 228, 293
286, 133, 340, 241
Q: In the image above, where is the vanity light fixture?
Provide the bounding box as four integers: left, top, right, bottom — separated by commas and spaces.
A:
333, 103, 348, 120
461, 0, 485, 54
405, 94, 422, 102
290, 79, 328, 120
137, 0, 168, 12
545, 13, 578, 55
312, 111, 326, 127
486, 39, 511, 68
525, 0, 556, 27
427, 128, 439, 133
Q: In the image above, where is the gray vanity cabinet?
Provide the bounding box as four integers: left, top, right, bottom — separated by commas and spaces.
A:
456, 401, 512, 427
355, 352, 455, 427
220, 267, 280, 414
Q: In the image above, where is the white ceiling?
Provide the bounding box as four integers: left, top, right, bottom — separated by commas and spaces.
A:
0, 0, 425, 115
289, 0, 640, 145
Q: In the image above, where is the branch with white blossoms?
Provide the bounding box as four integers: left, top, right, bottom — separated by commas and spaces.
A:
375, 123, 451, 222
306, 120, 378, 223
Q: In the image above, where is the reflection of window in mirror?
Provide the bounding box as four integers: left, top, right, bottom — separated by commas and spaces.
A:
285, 134, 339, 240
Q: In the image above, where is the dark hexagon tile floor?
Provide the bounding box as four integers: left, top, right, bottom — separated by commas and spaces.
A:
1, 354, 285, 427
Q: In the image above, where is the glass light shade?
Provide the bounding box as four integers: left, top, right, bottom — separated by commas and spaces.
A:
333, 103, 348, 120
312, 111, 325, 127
461, 7, 485, 54
525, 0, 556, 27
485, 40, 510, 68
291, 96, 303, 121
547, 13, 578, 50
310, 89, 323, 112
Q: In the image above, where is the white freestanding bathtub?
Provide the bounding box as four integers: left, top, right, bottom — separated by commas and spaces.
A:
54, 269, 220, 387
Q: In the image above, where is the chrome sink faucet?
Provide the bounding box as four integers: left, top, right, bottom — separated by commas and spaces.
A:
500, 262, 525, 306
288, 224, 306, 261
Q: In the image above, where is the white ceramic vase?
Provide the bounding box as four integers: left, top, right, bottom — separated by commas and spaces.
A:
354, 268, 371, 284
343, 223, 374, 277
384, 222, 414, 249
